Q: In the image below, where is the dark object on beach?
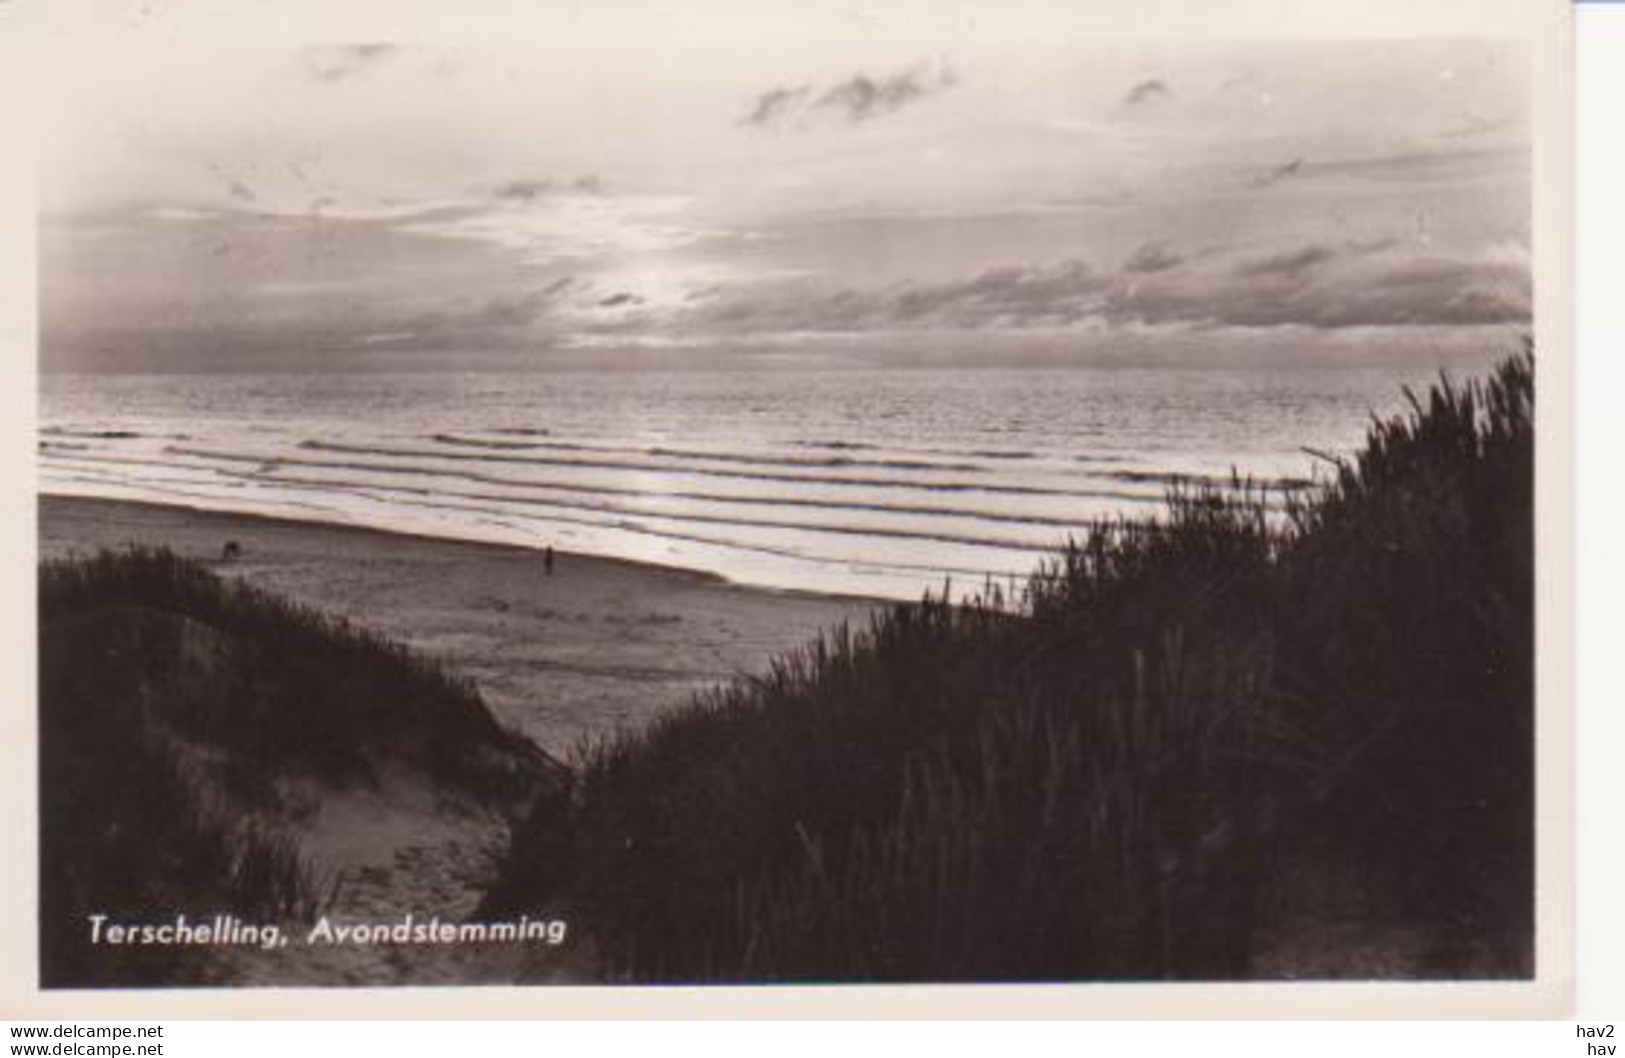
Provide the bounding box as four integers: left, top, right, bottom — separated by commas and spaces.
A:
221, 540, 241, 561
544, 546, 555, 575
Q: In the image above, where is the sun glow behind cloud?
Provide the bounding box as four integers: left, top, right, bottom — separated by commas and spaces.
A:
39, 27, 1531, 371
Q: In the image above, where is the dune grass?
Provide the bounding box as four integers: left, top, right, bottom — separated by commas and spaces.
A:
38, 546, 551, 986
39, 546, 545, 798
483, 347, 1535, 982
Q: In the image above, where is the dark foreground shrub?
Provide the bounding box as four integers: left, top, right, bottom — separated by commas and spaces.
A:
485, 347, 1535, 983
39, 547, 546, 800
38, 549, 552, 986
1276, 350, 1534, 968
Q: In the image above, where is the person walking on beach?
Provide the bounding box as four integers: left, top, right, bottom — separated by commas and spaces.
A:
544, 545, 555, 576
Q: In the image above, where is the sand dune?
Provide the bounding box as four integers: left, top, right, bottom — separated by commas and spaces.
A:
39, 495, 879, 986
40, 495, 879, 758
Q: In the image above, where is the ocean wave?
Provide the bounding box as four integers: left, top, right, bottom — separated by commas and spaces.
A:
40, 427, 144, 440
431, 434, 550, 451
292, 440, 1118, 499
41, 465, 1037, 586
1105, 469, 1317, 491
52, 449, 1065, 556
432, 433, 987, 473
138, 447, 1162, 526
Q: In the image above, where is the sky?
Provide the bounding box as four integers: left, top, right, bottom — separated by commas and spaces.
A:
38, 18, 1533, 372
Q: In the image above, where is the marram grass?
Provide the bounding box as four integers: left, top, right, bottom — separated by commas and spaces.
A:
485, 346, 1535, 982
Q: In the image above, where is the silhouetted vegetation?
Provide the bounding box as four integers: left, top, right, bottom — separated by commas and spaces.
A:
39, 548, 552, 987
484, 348, 1534, 982
40, 547, 547, 799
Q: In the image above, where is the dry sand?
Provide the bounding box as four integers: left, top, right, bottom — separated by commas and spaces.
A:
40, 495, 881, 985
40, 495, 879, 759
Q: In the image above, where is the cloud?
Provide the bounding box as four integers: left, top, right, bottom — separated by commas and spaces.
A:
739, 85, 812, 128
676, 232, 1529, 342
1237, 244, 1336, 278
43, 196, 1533, 367
1249, 156, 1305, 189
1109, 246, 1529, 330
487, 175, 604, 202
740, 61, 958, 130
1440, 114, 1516, 141
303, 44, 399, 84
401, 191, 704, 259
444, 289, 561, 330
205, 163, 259, 206
888, 261, 1100, 324
1237, 239, 1398, 279
1119, 78, 1171, 110
818, 63, 959, 123
1122, 241, 1183, 274
686, 259, 1105, 334
492, 178, 555, 201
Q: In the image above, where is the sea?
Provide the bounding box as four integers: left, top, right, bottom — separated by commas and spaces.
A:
38, 363, 1488, 601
